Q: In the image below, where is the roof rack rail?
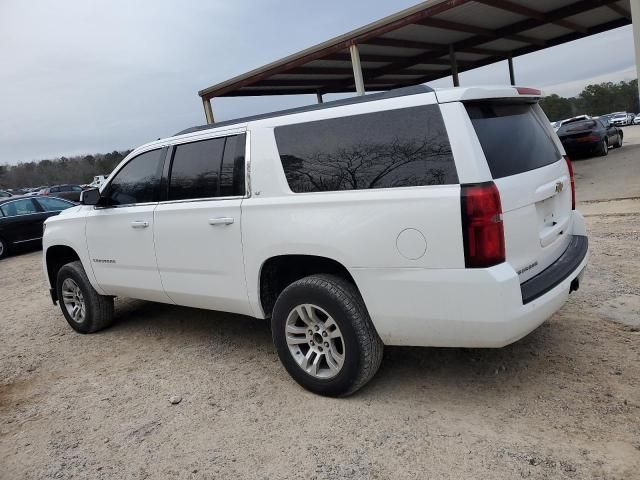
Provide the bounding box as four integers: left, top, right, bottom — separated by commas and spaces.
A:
174, 85, 434, 136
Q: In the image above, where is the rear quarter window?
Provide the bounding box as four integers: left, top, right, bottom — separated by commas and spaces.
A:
466, 102, 561, 179
275, 105, 457, 193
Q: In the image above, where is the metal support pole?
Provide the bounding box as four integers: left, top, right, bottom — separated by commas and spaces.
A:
316, 91, 324, 104
349, 44, 365, 96
202, 97, 214, 124
631, 0, 640, 112
507, 55, 516, 86
449, 45, 459, 87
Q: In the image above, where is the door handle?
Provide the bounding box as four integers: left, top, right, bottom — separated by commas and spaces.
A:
208, 217, 234, 226
130, 220, 149, 229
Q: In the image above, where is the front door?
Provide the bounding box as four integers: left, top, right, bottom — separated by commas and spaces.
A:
85, 148, 172, 303
153, 133, 251, 315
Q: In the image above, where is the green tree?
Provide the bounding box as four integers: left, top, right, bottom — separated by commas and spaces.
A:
539, 94, 575, 121
540, 79, 639, 120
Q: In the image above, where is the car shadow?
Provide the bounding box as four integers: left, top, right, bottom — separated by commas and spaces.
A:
105, 298, 555, 401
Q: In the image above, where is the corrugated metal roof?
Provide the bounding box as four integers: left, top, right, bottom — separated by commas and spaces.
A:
198, 0, 632, 100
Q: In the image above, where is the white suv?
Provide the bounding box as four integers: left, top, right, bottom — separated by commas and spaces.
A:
43, 85, 588, 396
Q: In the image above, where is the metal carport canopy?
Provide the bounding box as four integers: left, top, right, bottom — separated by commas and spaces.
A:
198, 0, 633, 123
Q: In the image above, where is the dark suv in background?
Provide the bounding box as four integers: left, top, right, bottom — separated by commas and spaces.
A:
557, 117, 622, 157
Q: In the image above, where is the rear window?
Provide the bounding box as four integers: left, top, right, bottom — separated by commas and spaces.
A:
557, 120, 597, 134
466, 102, 561, 179
275, 105, 457, 193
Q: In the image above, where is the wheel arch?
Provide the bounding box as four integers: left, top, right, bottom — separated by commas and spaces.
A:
45, 245, 82, 301
258, 254, 357, 318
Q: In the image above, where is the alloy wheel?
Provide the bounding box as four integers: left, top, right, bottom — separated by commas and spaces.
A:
285, 304, 345, 379
61, 278, 86, 324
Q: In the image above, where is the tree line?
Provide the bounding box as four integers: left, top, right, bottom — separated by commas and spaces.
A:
0, 150, 132, 189
539, 79, 638, 122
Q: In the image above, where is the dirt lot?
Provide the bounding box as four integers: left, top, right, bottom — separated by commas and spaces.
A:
1, 128, 639, 480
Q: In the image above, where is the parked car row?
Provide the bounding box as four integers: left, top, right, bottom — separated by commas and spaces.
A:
0, 196, 77, 259
0, 184, 87, 201
552, 111, 639, 132
601, 111, 637, 126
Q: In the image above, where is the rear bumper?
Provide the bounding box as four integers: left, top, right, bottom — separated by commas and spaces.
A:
561, 139, 600, 153
351, 215, 588, 348
521, 235, 587, 304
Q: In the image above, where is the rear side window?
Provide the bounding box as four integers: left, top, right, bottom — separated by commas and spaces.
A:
168, 134, 246, 201
275, 105, 457, 193
219, 134, 246, 197
466, 102, 561, 179
0, 199, 38, 217
169, 138, 225, 201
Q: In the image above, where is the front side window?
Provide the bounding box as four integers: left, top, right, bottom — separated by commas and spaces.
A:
0, 199, 39, 217
104, 149, 164, 206
168, 135, 246, 201
275, 105, 457, 193
36, 197, 74, 212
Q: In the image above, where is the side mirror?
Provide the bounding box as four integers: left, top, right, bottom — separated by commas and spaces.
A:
80, 188, 101, 205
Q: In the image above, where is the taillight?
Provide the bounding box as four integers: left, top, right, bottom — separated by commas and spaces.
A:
461, 182, 505, 268
564, 155, 576, 210
576, 135, 599, 142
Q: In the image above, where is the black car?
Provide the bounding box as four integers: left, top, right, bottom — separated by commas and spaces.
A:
557, 118, 623, 157
0, 196, 76, 259
39, 184, 85, 202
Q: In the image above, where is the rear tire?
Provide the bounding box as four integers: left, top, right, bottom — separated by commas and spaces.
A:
271, 274, 383, 397
0, 237, 7, 260
598, 139, 609, 156
615, 133, 623, 148
56, 261, 114, 333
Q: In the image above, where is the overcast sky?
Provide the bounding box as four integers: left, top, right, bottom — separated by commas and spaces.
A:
0, 0, 636, 165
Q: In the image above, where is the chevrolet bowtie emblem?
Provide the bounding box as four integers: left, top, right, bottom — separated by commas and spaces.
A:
555, 181, 564, 193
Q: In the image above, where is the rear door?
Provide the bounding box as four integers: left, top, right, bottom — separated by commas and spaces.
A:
153, 133, 251, 315
465, 101, 573, 282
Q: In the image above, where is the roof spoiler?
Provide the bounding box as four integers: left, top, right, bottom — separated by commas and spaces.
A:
435, 86, 544, 103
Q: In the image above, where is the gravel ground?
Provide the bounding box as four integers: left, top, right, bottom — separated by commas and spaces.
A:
1, 130, 639, 479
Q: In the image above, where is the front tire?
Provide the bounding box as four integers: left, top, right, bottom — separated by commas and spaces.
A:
271, 274, 383, 397
56, 261, 114, 333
